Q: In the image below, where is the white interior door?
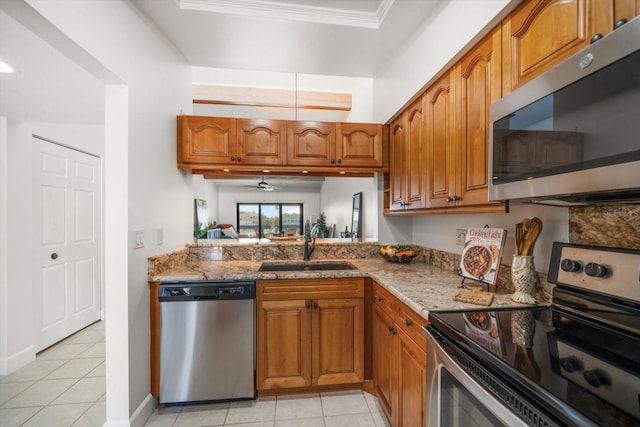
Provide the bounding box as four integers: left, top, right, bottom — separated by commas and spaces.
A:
33, 137, 102, 352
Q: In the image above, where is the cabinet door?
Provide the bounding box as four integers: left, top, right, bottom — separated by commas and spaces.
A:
373, 305, 398, 423
177, 116, 236, 164
312, 298, 364, 386
389, 116, 406, 210
336, 123, 384, 168
256, 300, 311, 390
406, 98, 427, 209
236, 119, 286, 165
426, 72, 455, 208
287, 121, 336, 166
502, 0, 591, 93
591, 0, 640, 41
456, 27, 502, 207
397, 329, 427, 427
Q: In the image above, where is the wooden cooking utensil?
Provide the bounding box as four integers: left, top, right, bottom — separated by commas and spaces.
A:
522, 217, 543, 256
515, 222, 524, 255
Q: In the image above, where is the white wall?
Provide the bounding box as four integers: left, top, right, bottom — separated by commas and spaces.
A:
192, 67, 375, 123
0, 118, 34, 373
24, 1, 193, 425
192, 175, 219, 228
319, 177, 377, 239
216, 185, 321, 229
373, 0, 512, 122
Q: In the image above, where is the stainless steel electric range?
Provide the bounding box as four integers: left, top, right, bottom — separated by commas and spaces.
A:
424, 242, 640, 427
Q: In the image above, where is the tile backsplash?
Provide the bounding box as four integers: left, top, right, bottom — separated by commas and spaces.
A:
569, 205, 640, 249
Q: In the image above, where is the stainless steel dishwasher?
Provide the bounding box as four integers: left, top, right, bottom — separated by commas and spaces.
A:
158, 280, 256, 404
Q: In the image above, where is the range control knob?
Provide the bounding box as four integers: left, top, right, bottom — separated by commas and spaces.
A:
559, 356, 583, 373
585, 262, 608, 278
560, 258, 581, 273
583, 369, 610, 388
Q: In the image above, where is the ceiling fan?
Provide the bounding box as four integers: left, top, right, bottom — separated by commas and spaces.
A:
244, 177, 281, 192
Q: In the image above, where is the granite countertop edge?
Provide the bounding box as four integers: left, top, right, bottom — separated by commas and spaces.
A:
150, 258, 543, 320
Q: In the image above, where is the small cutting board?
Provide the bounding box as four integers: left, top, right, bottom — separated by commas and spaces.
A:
453, 287, 494, 306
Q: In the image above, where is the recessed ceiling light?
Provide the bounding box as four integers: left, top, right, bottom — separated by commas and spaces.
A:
0, 61, 15, 74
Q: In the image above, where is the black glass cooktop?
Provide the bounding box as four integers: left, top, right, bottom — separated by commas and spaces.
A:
429, 304, 640, 427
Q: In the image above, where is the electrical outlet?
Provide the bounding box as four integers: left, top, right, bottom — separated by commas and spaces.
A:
157, 228, 163, 245
456, 229, 467, 246
133, 229, 144, 249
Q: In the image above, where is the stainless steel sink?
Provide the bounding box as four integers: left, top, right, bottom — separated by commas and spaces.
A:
259, 261, 357, 272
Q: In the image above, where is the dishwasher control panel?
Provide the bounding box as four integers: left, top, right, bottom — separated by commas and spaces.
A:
159, 281, 255, 301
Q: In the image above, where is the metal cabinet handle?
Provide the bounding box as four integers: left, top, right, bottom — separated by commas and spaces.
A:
330, 159, 336, 164
378, 296, 384, 302
313, 302, 319, 309
236, 156, 241, 161
405, 319, 413, 327
336, 159, 342, 164
306, 302, 311, 309
51, 253, 58, 260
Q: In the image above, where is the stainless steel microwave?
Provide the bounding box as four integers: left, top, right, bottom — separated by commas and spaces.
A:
488, 17, 640, 205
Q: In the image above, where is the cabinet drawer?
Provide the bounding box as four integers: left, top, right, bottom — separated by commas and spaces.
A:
257, 278, 364, 301
373, 282, 396, 316
397, 302, 428, 350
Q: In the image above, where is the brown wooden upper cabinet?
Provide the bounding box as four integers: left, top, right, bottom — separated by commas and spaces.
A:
454, 26, 503, 208
287, 122, 385, 168
286, 121, 336, 167
336, 123, 385, 168
386, 27, 505, 214
178, 116, 387, 172
389, 97, 426, 211
388, 115, 406, 211
502, 0, 639, 94
178, 115, 237, 165
237, 119, 287, 165
178, 116, 285, 166
425, 71, 456, 209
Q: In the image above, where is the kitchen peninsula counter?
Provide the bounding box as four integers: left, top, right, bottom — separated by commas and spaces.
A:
150, 255, 540, 318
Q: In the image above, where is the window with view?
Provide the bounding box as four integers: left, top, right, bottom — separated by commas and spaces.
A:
237, 203, 303, 238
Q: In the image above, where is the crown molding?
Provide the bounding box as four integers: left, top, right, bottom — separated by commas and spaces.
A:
178, 0, 394, 29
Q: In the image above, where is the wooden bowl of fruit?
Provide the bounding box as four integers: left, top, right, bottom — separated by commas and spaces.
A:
379, 245, 417, 264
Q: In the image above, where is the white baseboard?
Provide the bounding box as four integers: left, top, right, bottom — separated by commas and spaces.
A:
130, 393, 156, 427
0, 345, 35, 375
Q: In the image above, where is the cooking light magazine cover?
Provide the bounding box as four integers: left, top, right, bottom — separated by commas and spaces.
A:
460, 227, 507, 286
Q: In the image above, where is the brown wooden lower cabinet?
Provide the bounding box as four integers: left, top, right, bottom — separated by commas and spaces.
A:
373, 281, 428, 426
256, 279, 365, 391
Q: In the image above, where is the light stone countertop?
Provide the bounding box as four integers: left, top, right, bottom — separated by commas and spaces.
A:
151, 258, 540, 320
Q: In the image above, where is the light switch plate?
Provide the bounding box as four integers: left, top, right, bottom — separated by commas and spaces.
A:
456, 229, 467, 246
133, 229, 144, 249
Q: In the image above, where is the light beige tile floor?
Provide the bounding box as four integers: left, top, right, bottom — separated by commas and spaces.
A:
0, 321, 105, 427
145, 390, 391, 427
1, 320, 391, 427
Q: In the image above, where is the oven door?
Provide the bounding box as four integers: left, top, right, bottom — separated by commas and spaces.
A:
425, 329, 527, 427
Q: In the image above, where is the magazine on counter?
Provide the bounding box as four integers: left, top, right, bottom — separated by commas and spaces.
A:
459, 227, 507, 286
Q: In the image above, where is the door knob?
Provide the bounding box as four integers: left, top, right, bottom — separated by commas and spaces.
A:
51, 253, 58, 260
